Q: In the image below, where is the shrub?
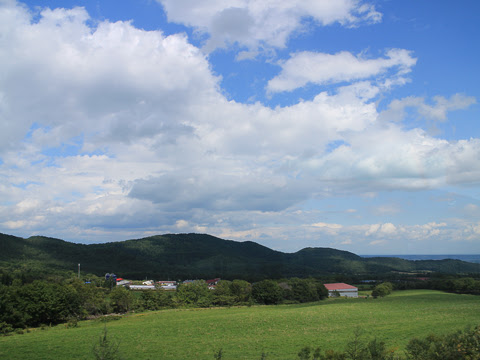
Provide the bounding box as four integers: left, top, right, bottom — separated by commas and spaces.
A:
405, 325, 480, 359
297, 328, 398, 360
0, 321, 13, 336
213, 348, 223, 360
65, 317, 78, 329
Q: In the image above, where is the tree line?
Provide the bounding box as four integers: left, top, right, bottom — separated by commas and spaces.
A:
0, 272, 328, 334
385, 276, 480, 295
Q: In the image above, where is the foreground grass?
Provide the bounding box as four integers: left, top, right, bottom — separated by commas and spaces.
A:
1, 290, 479, 359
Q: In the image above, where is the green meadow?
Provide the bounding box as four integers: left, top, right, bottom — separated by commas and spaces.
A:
1, 290, 479, 359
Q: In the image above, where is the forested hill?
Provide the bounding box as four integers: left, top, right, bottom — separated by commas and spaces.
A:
1, 232, 480, 280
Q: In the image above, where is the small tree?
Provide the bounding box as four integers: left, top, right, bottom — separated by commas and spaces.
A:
92, 326, 121, 360
371, 282, 393, 299
345, 328, 368, 360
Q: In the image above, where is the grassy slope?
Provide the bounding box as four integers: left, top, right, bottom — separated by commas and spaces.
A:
1, 290, 479, 359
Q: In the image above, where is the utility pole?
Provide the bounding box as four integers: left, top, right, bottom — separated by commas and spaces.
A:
78, 263, 80, 279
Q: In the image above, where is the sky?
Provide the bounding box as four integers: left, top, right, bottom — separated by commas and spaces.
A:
1, 0, 480, 254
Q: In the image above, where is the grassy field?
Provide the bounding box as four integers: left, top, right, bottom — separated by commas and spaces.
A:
0, 290, 479, 359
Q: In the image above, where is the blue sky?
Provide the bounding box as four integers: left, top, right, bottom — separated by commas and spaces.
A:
1, 0, 480, 254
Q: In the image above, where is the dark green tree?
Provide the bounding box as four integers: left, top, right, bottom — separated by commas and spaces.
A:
252, 280, 283, 305
109, 286, 134, 313
290, 278, 320, 303
213, 280, 236, 306
371, 282, 392, 298
141, 289, 173, 310
230, 279, 252, 303
13, 280, 81, 326
175, 281, 212, 307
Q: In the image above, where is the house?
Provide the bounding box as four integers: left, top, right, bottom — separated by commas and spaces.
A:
206, 278, 221, 286
206, 278, 221, 290
324, 283, 358, 298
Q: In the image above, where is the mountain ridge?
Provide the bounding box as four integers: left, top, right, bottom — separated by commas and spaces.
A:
1, 232, 480, 280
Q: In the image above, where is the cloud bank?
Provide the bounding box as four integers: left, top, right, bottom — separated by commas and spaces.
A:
0, 1, 479, 253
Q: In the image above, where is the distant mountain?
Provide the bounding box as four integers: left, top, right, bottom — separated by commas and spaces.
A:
1, 232, 480, 280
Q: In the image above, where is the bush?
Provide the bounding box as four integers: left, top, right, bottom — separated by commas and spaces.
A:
405, 325, 480, 359
296, 328, 397, 360
65, 317, 78, 329
0, 321, 13, 336
297, 346, 322, 360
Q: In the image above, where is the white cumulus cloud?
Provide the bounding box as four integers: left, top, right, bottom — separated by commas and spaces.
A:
267, 49, 417, 93
157, 0, 381, 54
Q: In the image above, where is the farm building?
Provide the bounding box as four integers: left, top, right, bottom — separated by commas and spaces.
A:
324, 283, 358, 298
129, 285, 155, 290
116, 279, 131, 286
158, 281, 177, 286
158, 281, 177, 290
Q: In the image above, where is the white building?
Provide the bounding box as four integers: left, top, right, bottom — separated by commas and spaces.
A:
129, 285, 155, 290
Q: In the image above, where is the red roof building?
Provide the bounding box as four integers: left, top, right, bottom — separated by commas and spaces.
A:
206, 278, 221, 286
324, 283, 358, 298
